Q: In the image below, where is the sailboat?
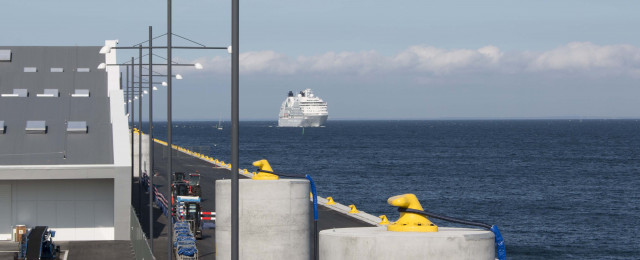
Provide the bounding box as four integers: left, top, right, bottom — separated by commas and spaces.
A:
216, 117, 223, 130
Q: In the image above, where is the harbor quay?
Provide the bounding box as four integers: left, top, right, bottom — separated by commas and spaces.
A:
0, 45, 498, 259
131, 138, 375, 259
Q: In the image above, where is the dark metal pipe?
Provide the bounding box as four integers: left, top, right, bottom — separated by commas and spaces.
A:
231, 0, 240, 258
126, 65, 132, 207
167, 0, 174, 259
138, 46, 143, 220
125, 68, 128, 115
314, 220, 318, 260
148, 25, 155, 251
130, 57, 137, 211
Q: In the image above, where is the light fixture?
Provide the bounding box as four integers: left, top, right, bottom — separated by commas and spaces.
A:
176, 74, 183, 80
162, 82, 168, 87
153, 86, 158, 91
97, 63, 106, 69
134, 96, 138, 100
99, 46, 112, 54
143, 90, 149, 94
194, 63, 203, 70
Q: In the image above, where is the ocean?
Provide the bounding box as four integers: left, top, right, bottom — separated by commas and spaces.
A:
148, 120, 640, 259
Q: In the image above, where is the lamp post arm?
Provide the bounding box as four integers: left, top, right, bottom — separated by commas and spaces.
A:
102, 63, 199, 67
111, 46, 227, 50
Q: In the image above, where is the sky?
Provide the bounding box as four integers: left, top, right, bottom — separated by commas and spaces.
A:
2, 0, 640, 120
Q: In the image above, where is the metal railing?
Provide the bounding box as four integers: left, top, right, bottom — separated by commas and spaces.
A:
130, 206, 155, 260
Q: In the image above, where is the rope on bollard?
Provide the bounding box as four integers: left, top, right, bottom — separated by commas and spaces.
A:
398, 207, 506, 260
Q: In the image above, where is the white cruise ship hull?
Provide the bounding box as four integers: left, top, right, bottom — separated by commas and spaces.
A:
278, 115, 328, 127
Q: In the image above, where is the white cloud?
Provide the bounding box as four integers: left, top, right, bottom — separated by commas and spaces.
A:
392, 45, 503, 74
192, 42, 640, 77
529, 42, 640, 72
299, 50, 385, 75
241, 51, 297, 74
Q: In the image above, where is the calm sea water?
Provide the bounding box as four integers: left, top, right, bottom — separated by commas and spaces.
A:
147, 120, 640, 259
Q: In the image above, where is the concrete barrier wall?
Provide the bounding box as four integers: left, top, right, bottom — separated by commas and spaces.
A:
320, 227, 495, 260
216, 179, 310, 260
132, 132, 150, 178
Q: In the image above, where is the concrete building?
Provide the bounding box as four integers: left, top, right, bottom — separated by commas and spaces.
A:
0, 42, 131, 241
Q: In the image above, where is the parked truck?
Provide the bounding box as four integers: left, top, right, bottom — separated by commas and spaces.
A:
188, 173, 201, 197
171, 172, 190, 216
175, 195, 203, 239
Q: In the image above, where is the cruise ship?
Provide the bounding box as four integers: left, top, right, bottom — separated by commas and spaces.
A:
278, 89, 328, 127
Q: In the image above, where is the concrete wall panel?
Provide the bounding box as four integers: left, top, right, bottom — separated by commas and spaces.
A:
56, 201, 75, 239
4, 179, 115, 240
0, 184, 11, 240
36, 201, 57, 227
15, 200, 37, 226
75, 201, 95, 228
94, 200, 113, 228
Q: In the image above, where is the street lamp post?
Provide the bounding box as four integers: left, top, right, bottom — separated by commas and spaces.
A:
100, 27, 221, 260
130, 57, 137, 212
99, 50, 194, 257
231, 0, 240, 258
148, 25, 155, 251
167, 2, 174, 258
126, 63, 134, 210
111, 59, 144, 213
138, 47, 144, 218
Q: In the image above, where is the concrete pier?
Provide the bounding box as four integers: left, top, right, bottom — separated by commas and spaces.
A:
216, 179, 310, 260
320, 226, 495, 260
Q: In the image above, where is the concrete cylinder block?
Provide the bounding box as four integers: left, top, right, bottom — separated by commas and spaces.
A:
216, 179, 310, 260
320, 226, 495, 260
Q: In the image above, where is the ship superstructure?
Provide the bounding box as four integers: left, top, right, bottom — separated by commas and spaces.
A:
278, 89, 328, 127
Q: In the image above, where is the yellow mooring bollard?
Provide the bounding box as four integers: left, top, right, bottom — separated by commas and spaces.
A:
386, 194, 438, 232
348, 204, 359, 214
251, 159, 279, 180
378, 215, 390, 225
326, 197, 336, 205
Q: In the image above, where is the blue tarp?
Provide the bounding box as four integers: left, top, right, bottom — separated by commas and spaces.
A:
177, 245, 197, 256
